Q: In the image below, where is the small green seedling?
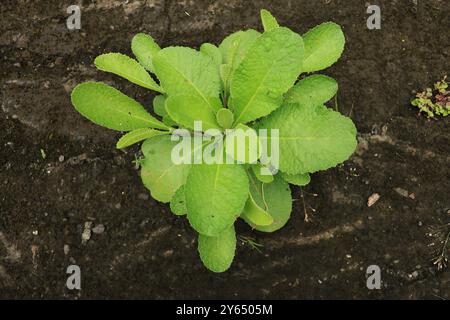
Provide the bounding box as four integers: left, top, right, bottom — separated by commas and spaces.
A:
70, 9, 357, 272
411, 76, 450, 118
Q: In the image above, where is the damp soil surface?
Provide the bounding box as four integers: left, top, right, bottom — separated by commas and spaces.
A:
1, 0, 449, 299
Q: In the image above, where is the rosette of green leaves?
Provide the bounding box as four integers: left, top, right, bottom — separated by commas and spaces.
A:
70, 9, 356, 273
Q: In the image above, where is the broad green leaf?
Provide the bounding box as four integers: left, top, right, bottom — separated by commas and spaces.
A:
245, 173, 292, 233
257, 101, 357, 174
251, 163, 274, 184
116, 128, 169, 149
140, 135, 191, 203
225, 124, 261, 164
219, 30, 260, 93
302, 22, 345, 73
216, 108, 234, 129
94, 53, 163, 92
131, 33, 161, 72
166, 95, 220, 131
153, 95, 167, 117
260, 9, 280, 32
241, 192, 274, 226
153, 47, 221, 111
285, 74, 338, 106
281, 172, 311, 186
170, 186, 187, 216
185, 163, 249, 236
200, 43, 222, 66
198, 226, 236, 273
71, 82, 169, 131
230, 27, 304, 125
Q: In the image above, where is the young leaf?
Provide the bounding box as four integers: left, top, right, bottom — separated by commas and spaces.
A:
153, 95, 167, 117
260, 9, 280, 32
153, 47, 221, 110
216, 108, 234, 129
281, 172, 311, 186
302, 22, 345, 73
165, 95, 220, 131
198, 226, 236, 273
257, 102, 357, 174
219, 30, 260, 92
284, 74, 338, 106
200, 43, 222, 66
71, 82, 169, 131
185, 163, 249, 236
170, 186, 187, 216
131, 33, 161, 72
94, 53, 163, 92
245, 173, 292, 233
116, 128, 169, 149
251, 163, 274, 184
141, 135, 191, 203
230, 27, 304, 125
241, 193, 274, 226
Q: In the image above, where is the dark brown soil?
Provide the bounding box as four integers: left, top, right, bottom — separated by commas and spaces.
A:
1, 0, 449, 299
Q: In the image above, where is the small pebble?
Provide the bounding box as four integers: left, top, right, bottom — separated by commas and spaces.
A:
59, 155, 65, 162
367, 193, 380, 207
394, 187, 409, 198
92, 224, 105, 234
64, 244, 70, 255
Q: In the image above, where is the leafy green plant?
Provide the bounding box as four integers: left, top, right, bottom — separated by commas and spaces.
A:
411, 76, 449, 118
70, 9, 357, 272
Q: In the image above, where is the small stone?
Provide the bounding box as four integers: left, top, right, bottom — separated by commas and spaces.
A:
115, 203, 121, 209
81, 222, 92, 243
64, 244, 70, 255
163, 249, 173, 258
92, 224, 105, 234
409, 193, 416, 199
367, 193, 380, 207
59, 155, 65, 162
32, 230, 38, 235
394, 187, 409, 198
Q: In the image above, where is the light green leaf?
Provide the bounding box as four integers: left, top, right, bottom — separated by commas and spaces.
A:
219, 30, 260, 93
260, 9, 280, 32
216, 108, 234, 129
94, 53, 163, 92
131, 33, 161, 72
71, 82, 169, 131
170, 186, 187, 216
230, 27, 304, 125
185, 163, 249, 236
241, 193, 274, 226
251, 163, 274, 184
285, 74, 338, 106
153, 46, 221, 111
245, 173, 292, 233
198, 226, 236, 273
302, 22, 345, 73
153, 95, 167, 117
166, 95, 220, 131
200, 43, 222, 66
281, 172, 311, 186
140, 135, 191, 203
116, 128, 169, 149
257, 101, 357, 174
